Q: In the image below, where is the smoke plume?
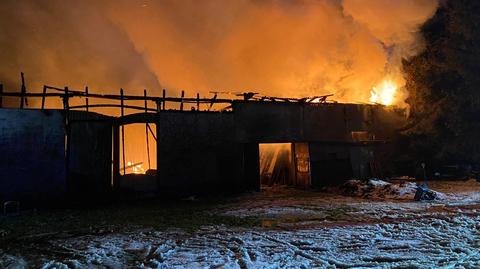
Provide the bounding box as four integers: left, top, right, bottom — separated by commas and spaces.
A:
0, 0, 438, 105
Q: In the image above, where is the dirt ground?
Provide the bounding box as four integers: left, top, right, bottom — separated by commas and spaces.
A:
1, 179, 480, 268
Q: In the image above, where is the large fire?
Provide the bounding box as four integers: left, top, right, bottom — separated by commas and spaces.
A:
127, 161, 146, 174
370, 80, 397, 106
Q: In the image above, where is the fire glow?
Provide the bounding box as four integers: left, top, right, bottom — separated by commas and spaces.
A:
370, 80, 397, 106
0, 1, 439, 109
127, 161, 146, 174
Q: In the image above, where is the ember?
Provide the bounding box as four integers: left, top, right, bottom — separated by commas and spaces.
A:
127, 161, 146, 174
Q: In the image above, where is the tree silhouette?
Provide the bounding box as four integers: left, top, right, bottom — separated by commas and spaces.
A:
403, 0, 480, 164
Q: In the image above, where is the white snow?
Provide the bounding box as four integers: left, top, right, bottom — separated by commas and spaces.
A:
28, 214, 480, 268
1, 180, 480, 268
341, 179, 437, 200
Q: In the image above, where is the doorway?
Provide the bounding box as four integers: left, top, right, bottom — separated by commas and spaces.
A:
117, 122, 158, 193
258, 143, 295, 186
119, 123, 157, 176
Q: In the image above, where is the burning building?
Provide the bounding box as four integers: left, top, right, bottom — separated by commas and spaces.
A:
0, 0, 441, 205
0, 81, 404, 205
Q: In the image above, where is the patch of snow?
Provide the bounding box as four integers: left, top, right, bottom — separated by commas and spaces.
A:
4, 213, 476, 268
341, 179, 443, 200
2, 180, 480, 268
0, 254, 27, 269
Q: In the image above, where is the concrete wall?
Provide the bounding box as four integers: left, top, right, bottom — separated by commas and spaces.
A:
0, 109, 66, 203
157, 111, 252, 193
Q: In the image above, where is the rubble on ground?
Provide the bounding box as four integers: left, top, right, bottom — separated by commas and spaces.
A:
414, 184, 438, 201
341, 179, 444, 200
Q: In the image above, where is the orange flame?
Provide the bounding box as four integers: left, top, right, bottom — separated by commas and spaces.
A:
370, 80, 397, 106
127, 161, 146, 174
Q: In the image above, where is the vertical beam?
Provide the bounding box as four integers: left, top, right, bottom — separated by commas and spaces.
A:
180, 90, 184, 111
120, 88, 126, 175
196, 93, 200, 111
41, 85, 47, 109
63, 86, 69, 111
112, 124, 120, 189
162, 89, 166, 110
144, 89, 148, 110
144, 89, 151, 170
64, 86, 71, 190
155, 96, 161, 192
20, 72, 26, 109
155, 113, 160, 193
0, 84, 3, 108
291, 143, 298, 186
208, 94, 217, 111
85, 86, 89, 112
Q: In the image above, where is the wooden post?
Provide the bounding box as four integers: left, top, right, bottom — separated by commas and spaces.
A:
196, 93, 200, 111
162, 89, 166, 110
20, 72, 26, 108
120, 88, 125, 114
120, 88, 126, 175
0, 84, 3, 108
155, 98, 160, 182
63, 87, 69, 111
41, 86, 47, 109
64, 86, 71, 189
144, 89, 151, 170
112, 124, 120, 189
208, 93, 217, 111
180, 90, 184, 111
85, 86, 89, 112
144, 89, 148, 111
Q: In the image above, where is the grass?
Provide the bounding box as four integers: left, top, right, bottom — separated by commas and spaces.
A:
0, 198, 261, 245
0, 191, 362, 246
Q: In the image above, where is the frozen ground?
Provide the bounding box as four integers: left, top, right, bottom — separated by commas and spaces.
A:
1, 179, 480, 268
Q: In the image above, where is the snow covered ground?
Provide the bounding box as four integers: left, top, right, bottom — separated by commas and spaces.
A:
1, 179, 480, 268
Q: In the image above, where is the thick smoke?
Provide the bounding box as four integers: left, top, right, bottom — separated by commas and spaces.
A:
0, 0, 438, 105
0, 0, 159, 97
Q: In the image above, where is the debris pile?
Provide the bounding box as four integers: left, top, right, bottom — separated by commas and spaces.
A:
341, 179, 442, 200
414, 184, 437, 201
